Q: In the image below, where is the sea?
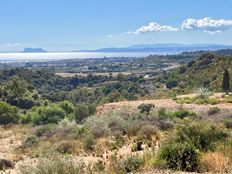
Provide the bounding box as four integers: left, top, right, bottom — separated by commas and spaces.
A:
0, 52, 176, 63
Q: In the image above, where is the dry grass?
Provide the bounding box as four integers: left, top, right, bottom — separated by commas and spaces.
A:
202, 151, 229, 173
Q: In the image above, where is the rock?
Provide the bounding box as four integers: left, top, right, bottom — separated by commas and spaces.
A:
0, 159, 14, 171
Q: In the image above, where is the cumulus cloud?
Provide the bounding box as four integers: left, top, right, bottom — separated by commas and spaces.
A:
129, 22, 178, 34
182, 17, 232, 34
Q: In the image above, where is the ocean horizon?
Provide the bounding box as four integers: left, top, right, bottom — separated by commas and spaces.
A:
0, 52, 177, 63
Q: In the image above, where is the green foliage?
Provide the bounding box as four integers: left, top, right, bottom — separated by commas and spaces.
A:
222, 69, 230, 94
166, 80, 178, 89
208, 107, 220, 115
22, 135, 39, 148
35, 124, 56, 137
0, 102, 19, 125
175, 120, 227, 152
138, 104, 155, 116
83, 134, 95, 150
157, 120, 228, 172
224, 119, 232, 129
58, 100, 74, 115
24, 105, 66, 125
74, 104, 96, 123
172, 109, 196, 119
122, 155, 143, 173
158, 141, 200, 172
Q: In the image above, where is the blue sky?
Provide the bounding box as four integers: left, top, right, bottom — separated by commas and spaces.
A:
0, 0, 232, 51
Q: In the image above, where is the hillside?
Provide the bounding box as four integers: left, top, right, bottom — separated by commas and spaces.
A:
161, 53, 232, 93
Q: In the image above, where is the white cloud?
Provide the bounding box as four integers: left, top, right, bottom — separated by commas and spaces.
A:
129, 22, 178, 34
107, 34, 113, 38
182, 17, 232, 34
4, 43, 21, 47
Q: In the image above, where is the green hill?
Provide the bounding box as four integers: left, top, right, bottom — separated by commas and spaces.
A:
161, 53, 232, 93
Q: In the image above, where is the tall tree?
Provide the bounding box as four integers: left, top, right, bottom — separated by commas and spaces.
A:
222, 69, 230, 94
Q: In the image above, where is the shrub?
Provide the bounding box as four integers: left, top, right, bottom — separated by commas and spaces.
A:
19, 154, 84, 174
224, 119, 232, 129
208, 107, 220, 115
106, 114, 126, 135
55, 141, 75, 154
35, 124, 55, 137
175, 120, 227, 151
158, 141, 200, 172
173, 109, 196, 119
26, 106, 66, 125
125, 120, 141, 136
83, 134, 95, 150
84, 116, 109, 138
58, 100, 74, 115
39, 106, 66, 125
93, 160, 105, 172
74, 104, 90, 123
137, 124, 158, 140
0, 102, 19, 125
122, 155, 143, 173
166, 80, 178, 89
157, 108, 172, 120
138, 104, 155, 116
22, 135, 39, 148
202, 152, 229, 173
195, 87, 211, 99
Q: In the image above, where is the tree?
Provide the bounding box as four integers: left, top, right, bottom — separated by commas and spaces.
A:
0, 102, 19, 125
166, 80, 178, 89
74, 104, 89, 123
222, 69, 230, 94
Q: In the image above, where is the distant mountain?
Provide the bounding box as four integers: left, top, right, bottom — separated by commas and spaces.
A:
77, 44, 232, 53
23, 48, 47, 53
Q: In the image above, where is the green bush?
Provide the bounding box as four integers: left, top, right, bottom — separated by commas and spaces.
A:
35, 124, 55, 137
74, 104, 96, 123
58, 100, 74, 115
24, 105, 66, 125
157, 120, 228, 172
208, 107, 220, 115
83, 134, 95, 150
224, 119, 232, 129
138, 104, 155, 116
158, 142, 200, 172
0, 102, 19, 125
122, 155, 143, 173
173, 109, 196, 119
157, 108, 172, 120
175, 120, 227, 151
22, 135, 39, 148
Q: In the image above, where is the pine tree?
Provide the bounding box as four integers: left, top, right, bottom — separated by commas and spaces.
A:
222, 69, 230, 94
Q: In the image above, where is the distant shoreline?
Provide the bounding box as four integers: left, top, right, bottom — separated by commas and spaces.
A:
0, 52, 177, 63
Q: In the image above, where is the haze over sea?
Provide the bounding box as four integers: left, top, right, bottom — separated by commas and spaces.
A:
0, 52, 174, 63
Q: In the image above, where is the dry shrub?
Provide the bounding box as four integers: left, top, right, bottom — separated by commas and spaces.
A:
137, 124, 158, 140
202, 152, 229, 173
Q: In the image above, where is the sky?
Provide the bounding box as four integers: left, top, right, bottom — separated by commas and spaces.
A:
0, 0, 232, 52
